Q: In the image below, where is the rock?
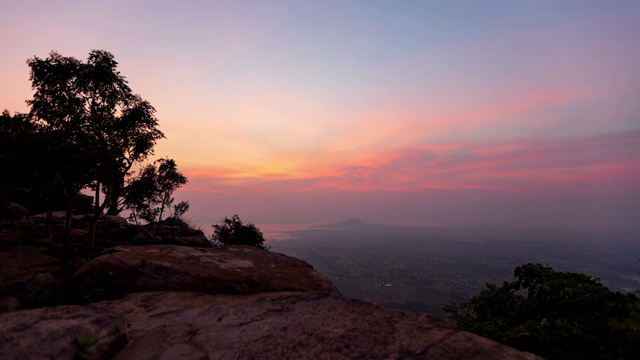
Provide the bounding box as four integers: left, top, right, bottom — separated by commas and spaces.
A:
68, 257, 88, 270
101, 215, 129, 227
3, 273, 61, 308
69, 228, 88, 244
0, 296, 20, 313
104, 220, 123, 231
75, 220, 91, 231
0, 248, 60, 286
0, 230, 19, 250
32, 222, 66, 238
32, 211, 67, 220
0, 304, 128, 360
94, 291, 540, 359
155, 224, 180, 236
132, 230, 163, 245
73, 245, 338, 302
0, 288, 21, 313
169, 234, 210, 247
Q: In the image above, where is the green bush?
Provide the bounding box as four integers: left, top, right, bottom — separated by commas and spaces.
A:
444, 263, 640, 359
211, 215, 267, 250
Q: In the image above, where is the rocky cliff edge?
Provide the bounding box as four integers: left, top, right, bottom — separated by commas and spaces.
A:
0, 244, 541, 359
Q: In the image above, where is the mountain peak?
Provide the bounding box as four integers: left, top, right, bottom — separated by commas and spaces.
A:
321, 219, 369, 228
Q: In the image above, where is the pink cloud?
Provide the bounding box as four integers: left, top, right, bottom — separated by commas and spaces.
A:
181, 127, 640, 198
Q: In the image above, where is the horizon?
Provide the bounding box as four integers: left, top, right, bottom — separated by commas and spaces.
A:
3, 1, 640, 231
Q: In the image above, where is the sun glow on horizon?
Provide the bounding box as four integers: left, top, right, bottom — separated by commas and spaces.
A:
2, 0, 640, 228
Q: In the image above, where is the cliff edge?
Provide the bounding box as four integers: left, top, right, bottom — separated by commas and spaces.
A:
0, 243, 540, 359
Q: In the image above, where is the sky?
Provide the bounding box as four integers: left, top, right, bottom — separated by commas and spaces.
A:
2, 1, 640, 230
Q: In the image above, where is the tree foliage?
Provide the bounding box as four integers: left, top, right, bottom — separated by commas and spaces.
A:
0, 110, 40, 219
444, 263, 640, 359
0, 108, 87, 235
25, 50, 165, 247
211, 215, 267, 250
124, 158, 188, 229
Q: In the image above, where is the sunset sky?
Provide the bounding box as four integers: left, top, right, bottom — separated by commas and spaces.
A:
2, 1, 639, 230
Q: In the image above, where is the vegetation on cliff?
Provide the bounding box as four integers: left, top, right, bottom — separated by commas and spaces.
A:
0, 50, 193, 250
211, 214, 267, 250
444, 263, 640, 359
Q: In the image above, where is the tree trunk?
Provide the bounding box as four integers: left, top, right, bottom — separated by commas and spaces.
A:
106, 178, 124, 215
156, 199, 166, 235
87, 182, 102, 249
63, 195, 74, 260
44, 201, 53, 239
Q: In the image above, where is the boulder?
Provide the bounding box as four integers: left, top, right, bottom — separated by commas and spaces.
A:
95, 291, 541, 360
75, 220, 91, 231
69, 228, 87, 244
132, 230, 163, 245
32, 211, 67, 221
73, 245, 339, 302
31, 222, 66, 238
0, 230, 19, 250
101, 215, 129, 227
155, 224, 179, 236
0, 289, 21, 313
3, 272, 61, 308
169, 234, 210, 247
0, 304, 128, 360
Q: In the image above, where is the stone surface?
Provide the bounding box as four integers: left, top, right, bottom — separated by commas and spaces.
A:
0, 247, 60, 286
0, 304, 128, 360
0, 223, 545, 358
0, 293, 21, 313
95, 291, 541, 360
3, 272, 62, 308
132, 230, 163, 245
73, 245, 339, 302
169, 234, 210, 247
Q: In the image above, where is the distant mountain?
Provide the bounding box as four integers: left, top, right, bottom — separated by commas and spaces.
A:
319, 219, 372, 228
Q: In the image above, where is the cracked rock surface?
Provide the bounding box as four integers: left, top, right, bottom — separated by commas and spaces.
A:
73, 245, 339, 302
0, 305, 127, 360
1, 245, 541, 359
97, 291, 541, 360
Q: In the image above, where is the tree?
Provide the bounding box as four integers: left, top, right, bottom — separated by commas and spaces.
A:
444, 263, 640, 359
123, 158, 188, 231
153, 158, 187, 232
122, 163, 158, 225
26, 50, 164, 247
0, 110, 39, 220
211, 215, 267, 250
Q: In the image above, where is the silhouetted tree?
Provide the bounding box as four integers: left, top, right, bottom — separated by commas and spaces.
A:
26, 50, 164, 247
123, 158, 188, 231
0, 110, 38, 220
123, 164, 156, 225
153, 158, 187, 232
211, 215, 267, 250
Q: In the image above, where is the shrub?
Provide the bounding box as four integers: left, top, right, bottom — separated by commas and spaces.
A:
444, 263, 640, 359
210, 215, 267, 250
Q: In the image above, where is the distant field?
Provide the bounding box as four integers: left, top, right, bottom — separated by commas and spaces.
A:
269, 222, 640, 318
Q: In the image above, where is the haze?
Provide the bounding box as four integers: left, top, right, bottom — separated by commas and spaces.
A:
2, 1, 639, 230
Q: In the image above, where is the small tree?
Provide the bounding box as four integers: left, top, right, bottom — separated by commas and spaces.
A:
123, 158, 188, 231
154, 158, 187, 231
211, 215, 267, 250
122, 164, 158, 225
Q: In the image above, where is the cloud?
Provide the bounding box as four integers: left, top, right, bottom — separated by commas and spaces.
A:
181, 127, 640, 199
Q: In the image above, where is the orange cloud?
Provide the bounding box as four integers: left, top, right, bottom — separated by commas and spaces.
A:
179, 127, 640, 198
